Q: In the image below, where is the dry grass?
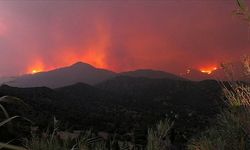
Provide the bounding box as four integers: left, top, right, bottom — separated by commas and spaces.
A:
24, 118, 172, 150
188, 53, 250, 150
0, 96, 32, 150
146, 119, 173, 150
233, 0, 250, 24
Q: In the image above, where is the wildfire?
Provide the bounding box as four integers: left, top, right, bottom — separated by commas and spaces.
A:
57, 49, 107, 69
27, 60, 45, 74
31, 70, 38, 74
31, 69, 43, 74
26, 50, 107, 75
25, 20, 109, 75
200, 66, 218, 74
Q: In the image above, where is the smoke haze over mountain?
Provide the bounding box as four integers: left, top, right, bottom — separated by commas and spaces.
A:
0, 0, 249, 76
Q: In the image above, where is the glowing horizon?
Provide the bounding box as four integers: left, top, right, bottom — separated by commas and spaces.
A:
0, 1, 249, 77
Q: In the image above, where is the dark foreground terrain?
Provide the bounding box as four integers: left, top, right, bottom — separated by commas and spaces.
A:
0, 76, 224, 147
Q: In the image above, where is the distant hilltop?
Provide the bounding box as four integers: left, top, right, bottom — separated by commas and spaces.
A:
2, 61, 249, 88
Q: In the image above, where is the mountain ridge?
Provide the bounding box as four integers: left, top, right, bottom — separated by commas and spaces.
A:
120, 69, 186, 80
6, 62, 116, 88
4, 62, 187, 88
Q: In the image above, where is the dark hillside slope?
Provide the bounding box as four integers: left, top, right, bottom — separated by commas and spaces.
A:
0, 78, 223, 144
97, 76, 222, 112
120, 69, 186, 80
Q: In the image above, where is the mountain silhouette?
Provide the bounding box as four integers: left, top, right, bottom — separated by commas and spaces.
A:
4, 62, 188, 88
120, 69, 186, 80
6, 62, 116, 88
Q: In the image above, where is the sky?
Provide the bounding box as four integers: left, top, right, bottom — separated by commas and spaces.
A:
0, 0, 249, 76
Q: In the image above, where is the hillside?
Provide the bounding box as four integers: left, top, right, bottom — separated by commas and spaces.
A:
6, 62, 116, 88
97, 76, 222, 111
0, 77, 223, 144
4, 62, 189, 88
120, 69, 186, 80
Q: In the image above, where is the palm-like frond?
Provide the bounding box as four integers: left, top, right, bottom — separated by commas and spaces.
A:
0, 142, 27, 150
0, 96, 29, 109
237, 0, 247, 10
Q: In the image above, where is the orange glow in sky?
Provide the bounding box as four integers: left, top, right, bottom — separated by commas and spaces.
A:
0, 1, 249, 77
30, 68, 44, 74
27, 60, 45, 74
26, 49, 107, 75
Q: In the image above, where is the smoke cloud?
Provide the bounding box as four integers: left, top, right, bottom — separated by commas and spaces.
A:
0, 0, 249, 76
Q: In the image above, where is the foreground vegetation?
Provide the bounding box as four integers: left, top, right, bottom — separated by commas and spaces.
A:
187, 1, 250, 149
0, 74, 249, 150
188, 81, 250, 149
0, 103, 174, 150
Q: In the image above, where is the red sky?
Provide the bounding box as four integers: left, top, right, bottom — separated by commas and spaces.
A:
0, 0, 249, 76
